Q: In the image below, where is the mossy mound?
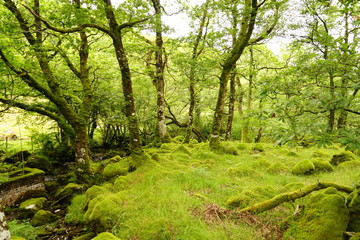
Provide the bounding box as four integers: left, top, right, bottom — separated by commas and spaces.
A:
19, 197, 47, 216
291, 160, 315, 175
84, 191, 128, 231
85, 185, 114, 202
266, 162, 289, 174
114, 176, 130, 191
174, 145, 192, 156
236, 143, 248, 150
102, 159, 129, 179
91, 232, 121, 240
253, 159, 271, 169
72, 232, 96, 240
252, 143, 265, 152
311, 159, 333, 173
330, 151, 356, 166
227, 190, 259, 209
4, 151, 31, 164
172, 135, 185, 143
10, 237, 27, 240
347, 189, 360, 232
25, 155, 52, 172
281, 182, 305, 193
312, 150, 330, 159
55, 183, 85, 200
30, 210, 56, 226
160, 143, 178, 151
284, 187, 349, 240
65, 194, 87, 225
338, 160, 360, 170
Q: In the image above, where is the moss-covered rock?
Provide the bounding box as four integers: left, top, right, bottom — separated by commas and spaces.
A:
291, 160, 315, 175
91, 232, 121, 240
25, 155, 52, 172
73, 232, 96, 240
174, 145, 192, 156
55, 183, 85, 200
330, 151, 356, 166
284, 187, 349, 240
266, 162, 289, 174
349, 233, 360, 240
84, 191, 128, 231
312, 150, 330, 159
114, 176, 130, 191
102, 159, 129, 179
85, 185, 114, 202
172, 135, 185, 143
311, 159, 333, 173
4, 151, 31, 164
65, 194, 87, 224
338, 160, 360, 170
10, 237, 27, 240
252, 143, 265, 152
30, 210, 56, 226
347, 189, 360, 232
253, 159, 271, 169
227, 190, 259, 209
19, 197, 47, 216
236, 143, 248, 150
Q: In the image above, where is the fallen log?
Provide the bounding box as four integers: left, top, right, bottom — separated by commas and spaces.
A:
239, 181, 353, 214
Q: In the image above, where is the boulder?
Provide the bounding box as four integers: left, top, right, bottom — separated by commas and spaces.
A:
55, 183, 85, 201
91, 232, 121, 240
330, 151, 356, 166
0, 211, 10, 240
3, 151, 31, 164
284, 187, 349, 240
19, 197, 48, 216
291, 160, 315, 175
30, 210, 56, 226
25, 155, 52, 172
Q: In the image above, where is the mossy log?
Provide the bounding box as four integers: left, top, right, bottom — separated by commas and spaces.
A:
239, 181, 353, 214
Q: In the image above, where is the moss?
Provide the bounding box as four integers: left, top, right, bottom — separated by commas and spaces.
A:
72, 232, 96, 240
84, 191, 128, 231
55, 183, 85, 200
228, 166, 256, 177
172, 135, 185, 143
85, 185, 113, 202
291, 160, 315, 175
25, 155, 52, 172
266, 162, 289, 174
30, 210, 56, 226
236, 143, 248, 150
11, 237, 27, 240
338, 160, 360, 170
330, 151, 356, 166
227, 190, 259, 209
129, 150, 152, 169
0, 168, 44, 185
160, 143, 178, 151
350, 233, 360, 240
347, 188, 360, 232
102, 159, 129, 179
287, 151, 300, 157
311, 159, 333, 173
174, 145, 192, 156
222, 145, 239, 155
312, 150, 330, 158
19, 197, 47, 215
253, 159, 271, 169
65, 194, 87, 224
284, 188, 349, 240
91, 232, 121, 240
281, 182, 305, 193
252, 143, 265, 152
113, 176, 130, 191
189, 139, 199, 145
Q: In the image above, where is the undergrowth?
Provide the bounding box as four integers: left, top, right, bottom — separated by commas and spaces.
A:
66, 141, 360, 239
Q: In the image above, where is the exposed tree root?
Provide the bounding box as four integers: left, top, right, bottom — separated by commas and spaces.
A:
239, 181, 354, 214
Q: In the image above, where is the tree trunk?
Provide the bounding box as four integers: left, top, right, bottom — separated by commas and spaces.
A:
210, 0, 258, 149
328, 73, 335, 132
225, 70, 236, 140
151, 0, 170, 143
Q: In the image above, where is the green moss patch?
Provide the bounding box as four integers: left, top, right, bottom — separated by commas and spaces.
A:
281, 182, 305, 192
338, 160, 360, 170
65, 194, 87, 224
330, 151, 356, 166
30, 210, 56, 226
291, 160, 315, 175
266, 162, 289, 174
311, 159, 333, 173
19, 197, 47, 214
102, 159, 129, 179
55, 183, 85, 200
284, 187, 349, 240
92, 232, 121, 240
25, 155, 52, 172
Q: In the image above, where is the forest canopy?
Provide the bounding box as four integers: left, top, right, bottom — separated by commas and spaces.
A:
0, 0, 359, 169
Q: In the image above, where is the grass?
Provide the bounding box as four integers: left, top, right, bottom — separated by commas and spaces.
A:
65, 141, 360, 239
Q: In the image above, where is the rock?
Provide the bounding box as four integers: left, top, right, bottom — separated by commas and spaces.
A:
330, 151, 356, 166
311, 159, 333, 172
72, 232, 96, 240
0, 168, 45, 206
266, 162, 289, 174
30, 210, 56, 226
25, 155, 52, 172
338, 160, 360, 170
0, 211, 10, 240
347, 189, 360, 232
19, 197, 48, 217
55, 183, 85, 201
3, 151, 31, 164
91, 232, 121, 240
284, 187, 349, 240
291, 160, 315, 175
102, 160, 129, 179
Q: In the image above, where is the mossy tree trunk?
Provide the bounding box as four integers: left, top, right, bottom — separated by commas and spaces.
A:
185, 0, 210, 143
210, 0, 259, 149
151, 0, 170, 144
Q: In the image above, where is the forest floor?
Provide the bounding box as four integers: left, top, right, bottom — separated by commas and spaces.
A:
3, 140, 359, 239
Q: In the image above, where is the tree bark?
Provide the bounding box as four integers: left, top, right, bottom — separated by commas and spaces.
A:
225, 70, 236, 140
210, 0, 258, 149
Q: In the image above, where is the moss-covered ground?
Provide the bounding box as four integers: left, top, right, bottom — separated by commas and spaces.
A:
63, 141, 360, 239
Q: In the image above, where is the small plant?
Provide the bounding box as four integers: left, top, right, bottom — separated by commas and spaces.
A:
8, 220, 38, 240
